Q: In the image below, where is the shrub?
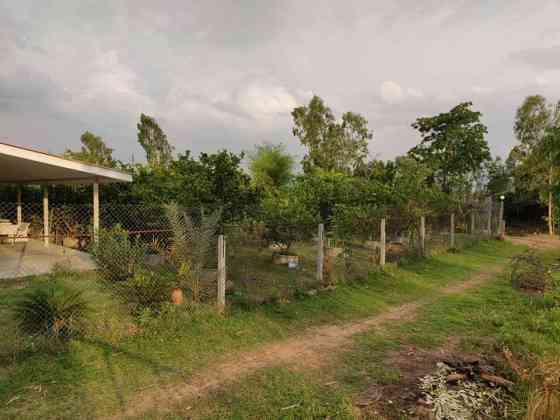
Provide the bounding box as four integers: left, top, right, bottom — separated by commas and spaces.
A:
510, 251, 552, 293
117, 269, 173, 313
13, 283, 89, 339
526, 356, 560, 420
90, 225, 149, 282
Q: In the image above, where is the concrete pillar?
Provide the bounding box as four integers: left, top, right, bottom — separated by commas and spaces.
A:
380, 218, 386, 266
470, 211, 475, 235
420, 216, 426, 256
487, 198, 492, 236
499, 199, 504, 235
450, 213, 455, 248
317, 223, 325, 284
217, 234, 226, 313
16, 186, 22, 225
42, 185, 49, 246
93, 182, 100, 243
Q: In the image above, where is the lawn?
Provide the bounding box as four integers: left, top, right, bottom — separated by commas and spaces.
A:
0, 240, 525, 419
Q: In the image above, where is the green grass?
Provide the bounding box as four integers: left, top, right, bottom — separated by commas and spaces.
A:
0, 240, 523, 419
164, 244, 560, 420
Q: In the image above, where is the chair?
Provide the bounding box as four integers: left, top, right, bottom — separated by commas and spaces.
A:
13, 222, 30, 243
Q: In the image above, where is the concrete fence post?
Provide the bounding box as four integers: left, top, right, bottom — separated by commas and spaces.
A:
42, 185, 49, 246
420, 216, 426, 256
380, 218, 386, 266
450, 213, 455, 249
317, 223, 325, 284
93, 182, 100, 243
487, 198, 492, 236
217, 234, 226, 313
470, 211, 476, 235
16, 186, 22, 225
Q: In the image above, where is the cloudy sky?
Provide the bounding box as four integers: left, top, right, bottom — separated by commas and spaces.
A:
2, 0, 560, 164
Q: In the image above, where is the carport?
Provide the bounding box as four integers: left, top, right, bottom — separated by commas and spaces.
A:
0, 142, 132, 278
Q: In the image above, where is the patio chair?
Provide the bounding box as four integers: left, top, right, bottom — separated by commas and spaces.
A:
13, 222, 30, 244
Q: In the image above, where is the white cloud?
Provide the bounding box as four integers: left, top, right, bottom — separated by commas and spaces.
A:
380, 81, 404, 104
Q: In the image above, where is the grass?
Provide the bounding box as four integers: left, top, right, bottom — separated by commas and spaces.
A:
0, 240, 523, 419
157, 245, 560, 419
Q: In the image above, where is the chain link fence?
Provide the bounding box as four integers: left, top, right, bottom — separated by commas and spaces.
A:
0, 199, 505, 359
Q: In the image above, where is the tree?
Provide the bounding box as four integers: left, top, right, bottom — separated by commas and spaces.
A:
508, 95, 560, 234
409, 102, 490, 193
248, 143, 294, 190
291, 95, 372, 174
65, 131, 115, 167
137, 113, 174, 167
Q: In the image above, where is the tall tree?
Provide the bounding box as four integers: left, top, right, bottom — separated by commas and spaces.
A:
509, 95, 560, 234
65, 131, 115, 167
248, 143, 294, 190
291, 95, 372, 174
409, 102, 490, 193
137, 113, 174, 167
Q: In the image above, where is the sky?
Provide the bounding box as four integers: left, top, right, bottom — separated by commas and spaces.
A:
2, 0, 560, 164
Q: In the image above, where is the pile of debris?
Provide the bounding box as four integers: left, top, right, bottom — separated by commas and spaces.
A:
415, 355, 513, 419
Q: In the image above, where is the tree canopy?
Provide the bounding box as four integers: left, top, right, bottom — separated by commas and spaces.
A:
409, 102, 490, 193
291, 95, 372, 174
248, 143, 294, 190
137, 113, 174, 167
65, 131, 116, 167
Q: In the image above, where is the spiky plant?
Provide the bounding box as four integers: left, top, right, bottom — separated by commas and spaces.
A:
526, 356, 560, 420
164, 203, 221, 303
13, 283, 89, 339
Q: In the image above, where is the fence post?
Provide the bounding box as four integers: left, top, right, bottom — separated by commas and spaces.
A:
487, 198, 492, 236
217, 234, 226, 313
380, 218, 386, 266
16, 186, 22, 225
93, 181, 100, 243
317, 223, 325, 285
470, 211, 475, 235
420, 216, 426, 256
450, 213, 455, 249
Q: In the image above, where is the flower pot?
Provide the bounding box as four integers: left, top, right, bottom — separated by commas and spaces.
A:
171, 287, 184, 305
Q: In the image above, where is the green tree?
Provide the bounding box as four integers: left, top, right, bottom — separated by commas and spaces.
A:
137, 113, 174, 167
248, 143, 294, 190
508, 95, 560, 234
409, 102, 490, 193
65, 131, 115, 167
291, 95, 372, 174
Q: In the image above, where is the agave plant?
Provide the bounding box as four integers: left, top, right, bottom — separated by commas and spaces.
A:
13, 283, 89, 339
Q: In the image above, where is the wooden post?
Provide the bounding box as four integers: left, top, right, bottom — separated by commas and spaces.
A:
380, 218, 386, 266
16, 186, 22, 225
317, 223, 325, 284
42, 185, 49, 246
217, 234, 226, 313
420, 216, 426, 256
450, 213, 455, 249
470, 211, 475, 235
93, 182, 100, 243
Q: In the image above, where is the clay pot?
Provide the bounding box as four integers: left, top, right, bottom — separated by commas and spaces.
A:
171, 287, 184, 305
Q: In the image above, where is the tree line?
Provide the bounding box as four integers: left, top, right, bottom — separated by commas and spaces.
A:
7, 94, 560, 232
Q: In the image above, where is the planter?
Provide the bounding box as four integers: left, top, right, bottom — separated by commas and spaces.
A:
272, 253, 300, 268
171, 287, 184, 305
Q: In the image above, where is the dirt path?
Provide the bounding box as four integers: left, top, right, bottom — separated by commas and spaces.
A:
506, 234, 560, 250
116, 265, 504, 419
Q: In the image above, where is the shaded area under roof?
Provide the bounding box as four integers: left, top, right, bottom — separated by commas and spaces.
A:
0, 142, 132, 184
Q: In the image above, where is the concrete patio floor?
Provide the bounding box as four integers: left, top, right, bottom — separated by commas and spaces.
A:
0, 240, 96, 279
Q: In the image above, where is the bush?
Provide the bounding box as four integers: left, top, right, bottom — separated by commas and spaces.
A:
117, 269, 173, 313
13, 283, 89, 339
90, 225, 149, 282
510, 251, 552, 293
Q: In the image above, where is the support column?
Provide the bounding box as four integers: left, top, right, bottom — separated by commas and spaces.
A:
380, 218, 386, 266
93, 182, 100, 243
42, 185, 49, 246
420, 216, 426, 256
16, 186, 22, 225
450, 213, 455, 249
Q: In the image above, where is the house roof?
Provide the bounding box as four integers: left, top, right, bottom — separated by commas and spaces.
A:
0, 142, 132, 184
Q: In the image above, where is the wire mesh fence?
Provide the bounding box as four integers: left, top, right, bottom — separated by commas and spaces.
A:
0, 198, 506, 361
